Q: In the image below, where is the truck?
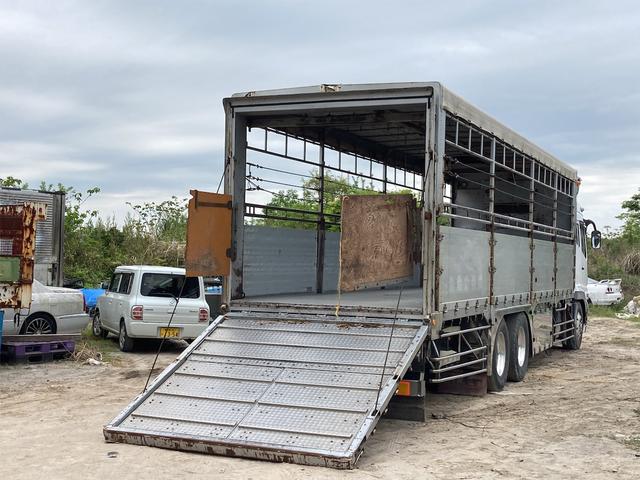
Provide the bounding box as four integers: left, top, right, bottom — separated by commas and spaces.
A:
105, 82, 601, 468
0, 187, 65, 286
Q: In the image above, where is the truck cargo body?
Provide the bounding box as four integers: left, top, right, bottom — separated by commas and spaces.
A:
0, 187, 65, 286
222, 83, 582, 382
105, 83, 588, 467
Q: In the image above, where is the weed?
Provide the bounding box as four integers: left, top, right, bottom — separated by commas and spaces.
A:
75, 324, 119, 362
623, 435, 640, 451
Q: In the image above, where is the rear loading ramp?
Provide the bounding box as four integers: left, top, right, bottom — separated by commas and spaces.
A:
104, 311, 429, 469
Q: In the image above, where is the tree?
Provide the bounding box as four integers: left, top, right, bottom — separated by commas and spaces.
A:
256, 171, 378, 231
618, 189, 640, 244
0, 176, 28, 188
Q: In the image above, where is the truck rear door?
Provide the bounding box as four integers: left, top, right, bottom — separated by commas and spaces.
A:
104, 308, 429, 468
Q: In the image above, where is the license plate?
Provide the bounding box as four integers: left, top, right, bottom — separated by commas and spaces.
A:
159, 327, 181, 338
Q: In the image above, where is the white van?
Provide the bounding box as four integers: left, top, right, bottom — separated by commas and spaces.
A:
93, 265, 209, 351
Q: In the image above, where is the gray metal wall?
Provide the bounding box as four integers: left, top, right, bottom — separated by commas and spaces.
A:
243, 225, 316, 296
243, 226, 419, 297
438, 226, 573, 316
0, 188, 65, 286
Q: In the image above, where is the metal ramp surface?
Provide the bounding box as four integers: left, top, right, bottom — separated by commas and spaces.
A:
104, 310, 429, 469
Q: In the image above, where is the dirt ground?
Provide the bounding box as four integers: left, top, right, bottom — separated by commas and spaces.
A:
1, 316, 639, 480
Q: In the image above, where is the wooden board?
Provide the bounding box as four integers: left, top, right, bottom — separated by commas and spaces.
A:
339, 194, 419, 292
185, 190, 232, 277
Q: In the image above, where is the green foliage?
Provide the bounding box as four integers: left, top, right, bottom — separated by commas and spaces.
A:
589, 189, 640, 299
0, 176, 29, 188
5, 178, 188, 287
618, 189, 640, 244
256, 170, 413, 231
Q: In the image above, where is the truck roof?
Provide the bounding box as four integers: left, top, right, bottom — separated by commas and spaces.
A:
226, 82, 577, 180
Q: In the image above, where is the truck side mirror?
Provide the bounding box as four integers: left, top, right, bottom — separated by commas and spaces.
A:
591, 230, 602, 249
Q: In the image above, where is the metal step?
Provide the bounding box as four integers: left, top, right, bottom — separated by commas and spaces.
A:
104, 311, 429, 469
428, 320, 489, 384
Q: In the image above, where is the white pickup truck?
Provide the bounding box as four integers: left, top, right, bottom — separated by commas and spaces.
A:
92, 265, 209, 351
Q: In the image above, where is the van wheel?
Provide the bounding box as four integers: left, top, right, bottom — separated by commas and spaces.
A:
507, 314, 529, 382
488, 319, 510, 392
119, 322, 135, 352
92, 312, 109, 339
564, 302, 584, 350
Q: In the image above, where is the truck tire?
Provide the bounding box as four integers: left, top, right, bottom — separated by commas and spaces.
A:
564, 302, 584, 350
488, 319, 510, 392
119, 322, 136, 352
507, 314, 529, 382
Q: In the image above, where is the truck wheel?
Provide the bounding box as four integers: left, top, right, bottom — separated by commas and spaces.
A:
507, 314, 529, 382
92, 311, 109, 339
564, 302, 584, 350
488, 319, 510, 392
119, 322, 135, 352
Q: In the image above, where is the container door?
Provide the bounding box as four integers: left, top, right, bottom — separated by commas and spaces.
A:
185, 190, 232, 277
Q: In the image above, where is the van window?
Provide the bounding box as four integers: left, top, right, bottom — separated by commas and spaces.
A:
118, 273, 134, 295
109, 273, 122, 292
140, 273, 200, 299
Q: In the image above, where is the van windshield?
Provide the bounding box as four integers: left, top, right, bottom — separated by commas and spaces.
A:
140, 273, 200, 299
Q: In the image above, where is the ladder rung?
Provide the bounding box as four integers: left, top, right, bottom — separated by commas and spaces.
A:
431, 345, 486, 362
431, 357, 486, 374
440, 325, 490, 338
429, 368, 488, 384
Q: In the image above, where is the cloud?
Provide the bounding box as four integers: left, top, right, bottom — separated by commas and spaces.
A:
0, 0, 638, 230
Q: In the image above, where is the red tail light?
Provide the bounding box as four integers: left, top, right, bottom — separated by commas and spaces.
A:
199, 308, 209, 322
131, 305, 143, 320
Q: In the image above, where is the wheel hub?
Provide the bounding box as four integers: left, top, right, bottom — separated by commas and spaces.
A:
517, 325, 527, 366
495, 331, 507, 376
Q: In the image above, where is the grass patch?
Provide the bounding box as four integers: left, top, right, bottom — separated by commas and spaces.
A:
75, 324, 120, 363
623, 435, 640, 451
589, 305, 619, 318
607, 336, 639, 347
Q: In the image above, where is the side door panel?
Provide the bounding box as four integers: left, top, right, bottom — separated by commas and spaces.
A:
103, 273, 122, 330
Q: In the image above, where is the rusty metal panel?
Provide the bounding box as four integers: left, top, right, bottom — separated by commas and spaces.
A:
0, 188, 65, 285
339, 194, 419, 292
0, 202, 46, 308
185, 190, 232, 277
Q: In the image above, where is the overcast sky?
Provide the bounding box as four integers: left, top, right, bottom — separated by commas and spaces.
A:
1, 0, 638, 230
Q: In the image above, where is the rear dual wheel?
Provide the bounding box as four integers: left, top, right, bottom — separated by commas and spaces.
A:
488, 315, 530, 391
488, 320, 510, 391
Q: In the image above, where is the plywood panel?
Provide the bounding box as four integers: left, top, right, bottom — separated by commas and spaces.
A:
339, 194, 418, 292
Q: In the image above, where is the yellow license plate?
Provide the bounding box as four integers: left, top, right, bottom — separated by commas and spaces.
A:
159, 327, 181, 338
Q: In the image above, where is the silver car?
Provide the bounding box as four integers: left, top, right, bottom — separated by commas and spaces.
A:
1, 280, 90, 335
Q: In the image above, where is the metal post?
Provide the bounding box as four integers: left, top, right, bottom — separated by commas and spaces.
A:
488, 137, 496, 312
552, 175, 558, 307
529, 169, 535, 306
0, 310, 4, 356
315, 135, 326, 293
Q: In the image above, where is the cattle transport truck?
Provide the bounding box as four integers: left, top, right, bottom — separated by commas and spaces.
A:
105, 83, 601, 468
